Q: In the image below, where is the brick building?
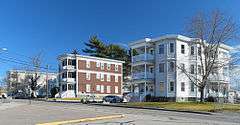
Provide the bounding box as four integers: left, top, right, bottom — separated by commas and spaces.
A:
58, 54, 124, 98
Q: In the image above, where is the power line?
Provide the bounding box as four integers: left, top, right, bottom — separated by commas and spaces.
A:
0, 57, 57, 72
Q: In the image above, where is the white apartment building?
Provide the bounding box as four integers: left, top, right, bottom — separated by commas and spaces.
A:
129, 34, 232, 102
7, 70, 58, 97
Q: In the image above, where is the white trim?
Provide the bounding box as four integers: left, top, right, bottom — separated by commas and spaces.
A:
115, 86, 119, 94
115, 75, 118, 82
86, 72, 91, 80
86, 84, 91, 92
96, 85, 101, 91
101, 85, 104, 93
107, 74, 111, 82
107, 86, 111, 93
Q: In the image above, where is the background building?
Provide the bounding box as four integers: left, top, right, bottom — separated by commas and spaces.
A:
7, 70, 58, 97
58, 54, 124, 99
129, 34, 231, 102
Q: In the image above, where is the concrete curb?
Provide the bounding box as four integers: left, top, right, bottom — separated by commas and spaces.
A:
91, 103, 213, 115
36, 114, 124, 125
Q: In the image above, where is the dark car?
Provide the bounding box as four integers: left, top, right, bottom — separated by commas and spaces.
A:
12, 93, 30, 99
103, 95, 123, 103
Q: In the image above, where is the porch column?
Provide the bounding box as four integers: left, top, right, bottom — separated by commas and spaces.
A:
144, 42, 147, 101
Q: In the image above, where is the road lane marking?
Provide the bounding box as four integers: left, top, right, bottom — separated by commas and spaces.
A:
36, 114, 124, 125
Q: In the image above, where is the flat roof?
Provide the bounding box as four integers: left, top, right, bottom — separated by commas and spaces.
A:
58, 54, 125, 63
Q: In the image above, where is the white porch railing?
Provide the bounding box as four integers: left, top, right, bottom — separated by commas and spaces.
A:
208, 74, 230, 82
62, 65, 76, 70
132, 72, 154, 80
132, 54, 154, 63
62, 78, 76, 83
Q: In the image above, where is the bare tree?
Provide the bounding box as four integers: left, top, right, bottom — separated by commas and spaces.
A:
181, 10, 239, 102
28, 53, 42, 98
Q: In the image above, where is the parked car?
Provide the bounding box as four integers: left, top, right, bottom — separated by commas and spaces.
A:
12, 92, 30, 99
103, 95, 123, 103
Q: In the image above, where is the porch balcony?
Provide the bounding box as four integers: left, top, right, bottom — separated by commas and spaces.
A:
132, 72, 154, 80
132, 54, 154, 63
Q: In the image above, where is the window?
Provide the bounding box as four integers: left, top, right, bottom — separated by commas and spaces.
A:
68, 59, 72, 65
107, 86, 111, 93
96, 62, 100, 67
169, 62, 175, 72
150, 49, 154, 55
190, 46, 194, 55
62, 72, 67, 78
96, 73, 100, 79
190, 65, 195, 74
68, 84, 75, 90
169, 82, 174, 92
170, 43, 174, 53
198, 47, 201, 56
86, 61, 90, 68
190, 82, 195, 92
86, 73, 90, 80
115, 65, 118, 71
159, 82, 164, 92
181, 44, 185, 54
86, 84, 91, 92
223, 67, 228, 76
180, 63, 185, 72
107, 64, 111, 70
101, 63, 104, 70
68, 72, 72, 78
101, 85, 104, 93
107, 74, 111, 82
101, 74, 104, 81
62, 59, 67, 66
181, 82, 185, 92
72, 59, 76, 66
62, 84, 67, 91
159, 63, 164, 73
198, 65, 201, 74
115, 75, 118, 82
96, 85, 101, 91
115, 86, 119, 93
149, 67, 154, 73
159, 44, 164, 54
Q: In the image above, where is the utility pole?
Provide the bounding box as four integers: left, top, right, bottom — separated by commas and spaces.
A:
46, 65, 49, 100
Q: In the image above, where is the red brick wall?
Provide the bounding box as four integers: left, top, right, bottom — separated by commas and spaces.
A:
78, 72, 121, 94
77, 59, 122, 95
78, 60, 122, 74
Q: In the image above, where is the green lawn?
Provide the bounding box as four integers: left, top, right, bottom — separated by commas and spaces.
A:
125, 102, 240, 112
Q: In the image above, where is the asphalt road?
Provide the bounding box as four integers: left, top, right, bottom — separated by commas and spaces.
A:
0, 100, 240, 125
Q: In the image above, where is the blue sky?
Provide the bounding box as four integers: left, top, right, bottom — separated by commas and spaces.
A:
0, 0, 240, 79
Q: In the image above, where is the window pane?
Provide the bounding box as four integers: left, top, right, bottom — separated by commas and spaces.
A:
170, 43, 174, 53
191, 46, 194, 55
190, 65, 195, 74
169, 62, 174, 72
159, 44, 164, 54
181, 45, 185, 54
159, 63, 164, 73
169, 82, 174, 92
191, 82, 195, 92
181, 82, 185, 91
